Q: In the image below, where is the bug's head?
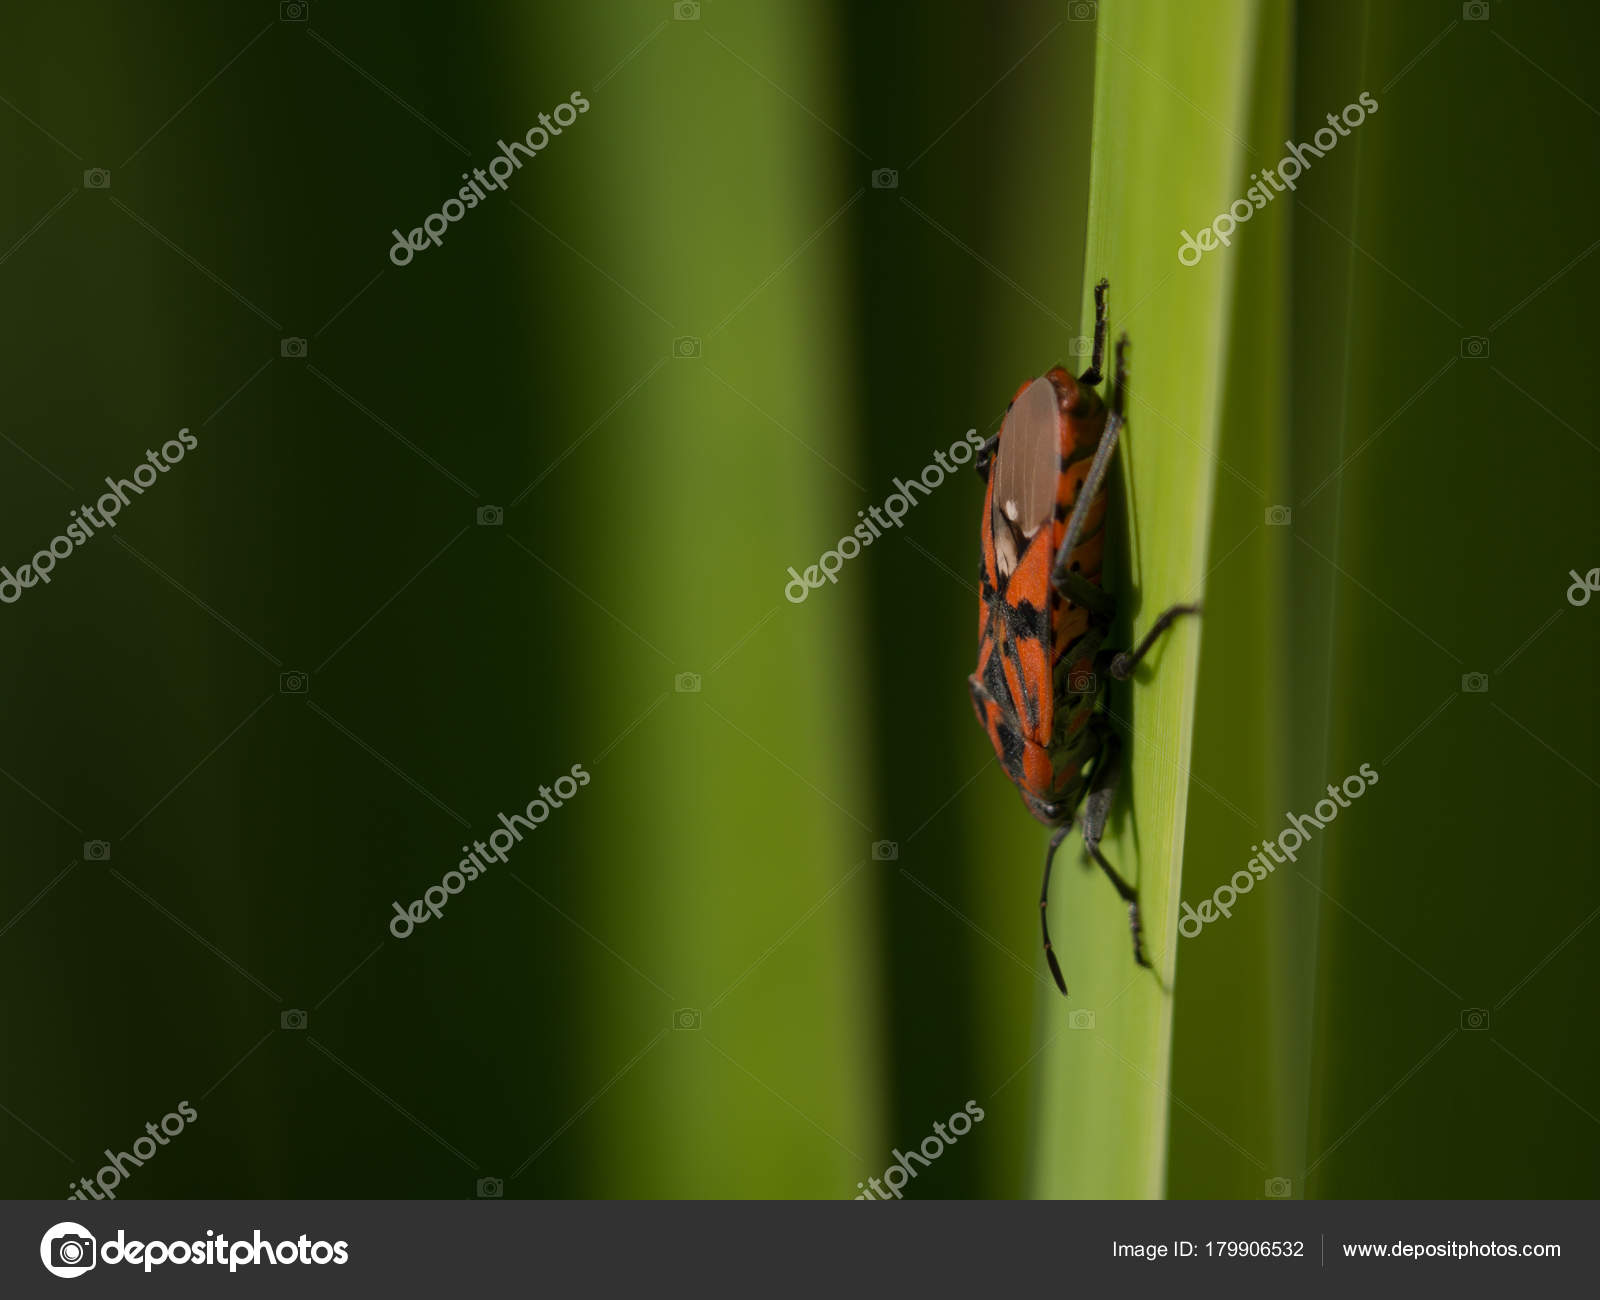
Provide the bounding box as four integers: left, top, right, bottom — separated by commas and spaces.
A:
1020, 788, 1070, 828
991, 375, 1066, 579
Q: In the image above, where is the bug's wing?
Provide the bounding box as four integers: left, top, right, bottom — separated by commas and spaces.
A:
989, 376, 1060, 580
985, 376, 1063, 746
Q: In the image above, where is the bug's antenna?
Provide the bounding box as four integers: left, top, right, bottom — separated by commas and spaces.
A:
1079, 278, 1111, 386
1040, 824, 1072, 996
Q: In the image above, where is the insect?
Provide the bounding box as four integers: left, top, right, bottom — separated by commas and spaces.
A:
968, 279, 1198, 995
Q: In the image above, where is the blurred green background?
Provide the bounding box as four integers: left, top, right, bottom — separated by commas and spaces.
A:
1, 0, 1595, 1199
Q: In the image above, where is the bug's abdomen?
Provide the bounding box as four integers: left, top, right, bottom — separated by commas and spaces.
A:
971, 365, 1115, 825
1032, 368, 1114, 818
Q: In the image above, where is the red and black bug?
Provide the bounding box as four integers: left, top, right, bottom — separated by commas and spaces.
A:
968, 280, 1198, 995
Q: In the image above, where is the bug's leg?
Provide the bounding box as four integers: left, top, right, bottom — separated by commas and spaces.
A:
1108, 603, 1202, 680
1050, 336, 1129, 594
1040, 823, 1073, 996
1109, 323, 1128, 417
1078, 278, 1110, 388
975, 432, 1000, 482
1055, 568, 1117, 621
1078, 729, 1150, 969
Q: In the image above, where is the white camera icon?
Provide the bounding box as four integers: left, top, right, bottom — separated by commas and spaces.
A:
41, 1223, 98, 1278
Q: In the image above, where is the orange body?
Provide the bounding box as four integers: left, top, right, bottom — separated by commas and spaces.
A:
968, 366, 1116, 825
